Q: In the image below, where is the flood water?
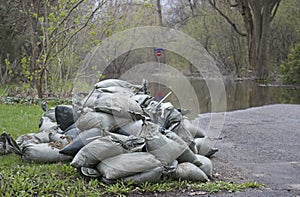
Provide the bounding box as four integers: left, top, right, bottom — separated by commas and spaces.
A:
148, 78, 300, 118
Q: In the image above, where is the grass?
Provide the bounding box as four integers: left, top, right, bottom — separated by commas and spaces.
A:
0, 102, 263, 196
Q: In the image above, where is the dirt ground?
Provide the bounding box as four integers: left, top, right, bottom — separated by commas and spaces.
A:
200, 104, 300, 196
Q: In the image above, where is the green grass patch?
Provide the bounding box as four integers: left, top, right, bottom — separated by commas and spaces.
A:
0, 103, 263, 196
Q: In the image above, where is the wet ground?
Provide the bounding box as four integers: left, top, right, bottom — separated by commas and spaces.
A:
200, 104, 300, 196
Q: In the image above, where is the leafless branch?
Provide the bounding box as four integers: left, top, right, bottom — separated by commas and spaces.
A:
209, 0, 247, 37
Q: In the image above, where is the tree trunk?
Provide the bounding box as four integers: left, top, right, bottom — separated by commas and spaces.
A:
156, 0, 163, 26
238, 0, 280, 81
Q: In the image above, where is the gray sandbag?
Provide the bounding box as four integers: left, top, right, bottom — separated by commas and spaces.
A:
55, 105, 74, 131
42, 109, 56, 122
59, 128, 102, 156
97, 87, 135, 97
70, 136, 125, 168
0, 132, 21, 155
165, 131, 202, 167
183, 118, 205, 138
172, 162, 209, 182
39, 117, 58, 132
141, 122, 187, 165
131, 94, 153, 108
194, 137, 218, 157
123, 166, 163, 184
171, 121, 194, 145
75, 111, 131, 132
49, 132, 71, 146
117, 120, 143, 137
64, 127, 81, 139
195, 154, 213, 178
16, 131, 52, 147
96, 152, 161, 180
21, 143, 72, 163
94, 79, 143, 93
159, 102, 182, 129
81, 167, 101, 178
94, 94, 143, 118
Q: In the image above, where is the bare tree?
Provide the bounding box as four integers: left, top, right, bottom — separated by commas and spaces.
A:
209, 0, 281, 80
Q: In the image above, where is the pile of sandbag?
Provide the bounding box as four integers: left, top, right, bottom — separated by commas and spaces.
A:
2, 79, 218, 184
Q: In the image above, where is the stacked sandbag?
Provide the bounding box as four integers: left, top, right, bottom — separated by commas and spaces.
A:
8, 79, 218, 183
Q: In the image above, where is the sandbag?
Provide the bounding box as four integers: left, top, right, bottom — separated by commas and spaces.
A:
97, 87, 135, 97
165, 131, 202, 167
49, 132, 71, 146
194, 137, 218, 157
141, 122, 187, 165
16, 131, 52, 147
42, 109, 56, 122
171, 121, 194, 145
75, 111, 131, 132
59, 128, 102, 156
195, 154, 213, 178
94, 94, 143, 118
172, 162, 209, 182
64, 127, 81, 139
21, 143, 72, 163
123, 167, 163, 184
96, 152, 161, 180
55, 105, 75, 131
183, 118, 205, 138
131, 94, 153, 108
39, 117, 58, 132
0, 132, 21, 155
94, 79, 143, 93
80, 167, 101, 178
117, 120, 143, 137
70, 136, 125, 168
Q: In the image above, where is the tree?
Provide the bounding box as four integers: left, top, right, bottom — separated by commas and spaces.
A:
209, 0, 281, 80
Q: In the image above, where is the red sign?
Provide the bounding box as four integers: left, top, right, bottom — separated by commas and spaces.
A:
156, 51, 162, 57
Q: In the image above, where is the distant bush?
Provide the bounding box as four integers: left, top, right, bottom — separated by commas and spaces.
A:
280, 42, 300, 84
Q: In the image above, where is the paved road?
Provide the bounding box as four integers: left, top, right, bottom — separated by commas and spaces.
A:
196, 104, 300, 196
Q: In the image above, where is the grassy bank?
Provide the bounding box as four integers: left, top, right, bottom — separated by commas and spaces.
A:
0, 103, 262, 196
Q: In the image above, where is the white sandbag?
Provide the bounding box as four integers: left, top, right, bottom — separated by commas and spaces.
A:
172, 162, 209, 182
96, 152, 161, 180
21, 143, 72, 163
97, 87, 135, 97
94, 94, 143, 118
194, 137, 218, 157
195, 154, 213, 178
70, 136, 125, 168
123, 167, 163, 184
75, 111, 131, 132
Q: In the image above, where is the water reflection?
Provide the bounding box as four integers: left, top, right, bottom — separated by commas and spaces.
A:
148, 79, 300, 118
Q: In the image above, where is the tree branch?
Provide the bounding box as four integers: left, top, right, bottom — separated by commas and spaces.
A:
208, 0, 247, 37
270, 0, 281, 22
